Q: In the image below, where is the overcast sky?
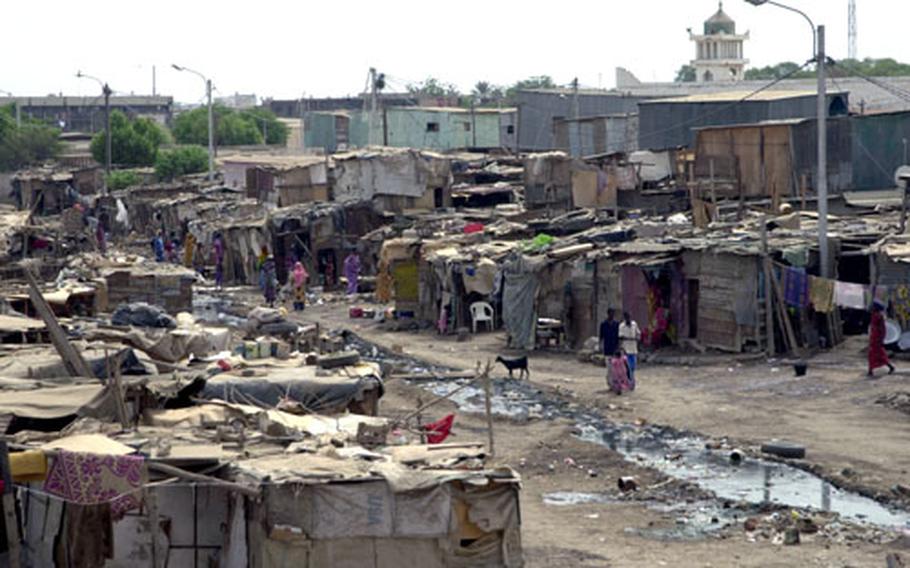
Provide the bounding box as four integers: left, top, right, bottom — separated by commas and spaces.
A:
2, 0, 905, 103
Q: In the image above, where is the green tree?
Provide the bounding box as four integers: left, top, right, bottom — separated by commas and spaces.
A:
506, 75, 557, 99
407, 77, 461, 98
675, 65, 697, 83
744, 61, 813, 80
155, 145, 209, 181
834, 57, 910, 77
90, 111, 167, 167
173, 105, 268, 146
240, 108, 288, 145
105, 170, 143, 190
0, 104, 61, 171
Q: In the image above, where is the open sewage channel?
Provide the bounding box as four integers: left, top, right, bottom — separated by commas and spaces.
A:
343, 331, 910, 533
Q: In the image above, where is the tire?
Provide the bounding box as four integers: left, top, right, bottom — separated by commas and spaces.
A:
760, 441, 806, 459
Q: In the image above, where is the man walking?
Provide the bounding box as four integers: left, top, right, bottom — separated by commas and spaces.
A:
618, 312, 641, 384
600, 309, 620, 360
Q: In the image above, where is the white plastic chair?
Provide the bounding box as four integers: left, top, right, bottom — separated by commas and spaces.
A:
470, 302, 495, 333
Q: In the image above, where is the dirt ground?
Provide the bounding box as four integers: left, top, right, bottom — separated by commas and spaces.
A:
294, 298, 910, 567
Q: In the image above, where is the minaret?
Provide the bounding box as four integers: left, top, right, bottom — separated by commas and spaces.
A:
690, 2, 750, 83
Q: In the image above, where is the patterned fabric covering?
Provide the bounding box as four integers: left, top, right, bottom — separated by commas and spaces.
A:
43, 451, 147, 519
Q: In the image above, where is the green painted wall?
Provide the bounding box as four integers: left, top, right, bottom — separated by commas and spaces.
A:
304, 108, 506, 151
852, 113, 910, 190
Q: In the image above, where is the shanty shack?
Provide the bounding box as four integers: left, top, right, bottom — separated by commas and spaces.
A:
332, 149, 453, 213
222, 155, 330, 207
6, 389, 522, 568
693, 117, 853, 204
11, 167, 102, 215
103, 263, 198, 314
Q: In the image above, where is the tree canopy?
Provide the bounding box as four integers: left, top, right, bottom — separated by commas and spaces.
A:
173, 105, 287, 146
407, 77, 460, 98
0, 104, 61, 172
155, 145, 209, 181
675, 65, 697, 83
744, 61, 814, 81
90, 111, 169, 167
506, 75, 557, 98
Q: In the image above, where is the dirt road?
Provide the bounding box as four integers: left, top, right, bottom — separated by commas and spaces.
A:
298, 300, 909, 566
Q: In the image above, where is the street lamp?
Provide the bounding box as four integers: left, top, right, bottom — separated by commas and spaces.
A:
744, 0, 829, 277
172, 64, 215, 181
0, 89, 21, 128
76, 71, 113, 179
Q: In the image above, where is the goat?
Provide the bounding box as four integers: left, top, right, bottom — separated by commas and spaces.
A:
496, 355, 529, 380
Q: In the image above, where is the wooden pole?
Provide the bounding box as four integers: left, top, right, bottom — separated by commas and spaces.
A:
482, 360, 495, 459
768, 259, 800, 355
22, 265, 94, 378
107, 351, 130, 430
709, 158, 718, 222
760, 219, 776, 357
146, 488, 160, 568
0, 442, 20, 568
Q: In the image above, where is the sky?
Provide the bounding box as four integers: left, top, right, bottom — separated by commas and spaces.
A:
2, 0, 907, 104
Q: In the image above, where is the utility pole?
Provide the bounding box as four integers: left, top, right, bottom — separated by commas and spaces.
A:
172, 64, 215, 181
206, 78, 214, 179
848, 0, 858, 60
103, 83, 112, 176
817, 25, 829, 277
571, 78, 582, 157
152, 65, 157, 96
369, 67, 379, 147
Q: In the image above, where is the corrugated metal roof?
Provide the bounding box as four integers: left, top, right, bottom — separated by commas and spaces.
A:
643, 90, 820, 104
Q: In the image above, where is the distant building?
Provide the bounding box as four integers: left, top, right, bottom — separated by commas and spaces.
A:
690, 2, 749, 83
638, 90, 849, 150
0, 95, 173, 133
215, 92, 257, 109
514, 89, 647, 152
265, 94, 417, 118
553, 114, 638, 158
303, 107, 517, 152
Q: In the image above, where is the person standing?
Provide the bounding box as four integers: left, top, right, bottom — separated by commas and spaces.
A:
183, 231, 196, 268
618, 312, 641, 383
608, 349, 633, 395
261, 255, 278, 307
343, 251, 362, 295
292, 261, 309, 311
152, 232, 165, 263
600, 309, 620, 359
212, 233, 225, 289
868, 302, 895, 377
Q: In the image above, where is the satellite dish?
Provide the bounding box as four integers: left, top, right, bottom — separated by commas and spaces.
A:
895, 165, 910, 188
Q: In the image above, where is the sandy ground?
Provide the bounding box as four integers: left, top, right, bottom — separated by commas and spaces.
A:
286, 297, 910, 567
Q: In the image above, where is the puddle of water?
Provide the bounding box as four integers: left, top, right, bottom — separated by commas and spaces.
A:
543, 492, 617, 506
345, 332, 910, 531
577, 423, 910, 530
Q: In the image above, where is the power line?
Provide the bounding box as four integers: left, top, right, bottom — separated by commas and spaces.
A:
637, 60, 815, 147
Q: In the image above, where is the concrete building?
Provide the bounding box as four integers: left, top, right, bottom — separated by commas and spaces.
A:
0, 95, 173, 133
690, 2, 749, 83
638, 90, 849, 150
215, 92, 257, 109
303, 107, 516, 152
514, 89, 647, 152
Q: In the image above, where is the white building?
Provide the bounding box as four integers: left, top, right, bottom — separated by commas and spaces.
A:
690, 2, 749, 83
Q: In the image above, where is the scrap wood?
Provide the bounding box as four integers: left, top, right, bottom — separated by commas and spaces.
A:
21, 264, 94, 379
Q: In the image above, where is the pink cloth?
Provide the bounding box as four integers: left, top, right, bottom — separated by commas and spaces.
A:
608, 355, 632, 394
44, 451, 147, 519
293, 262, 309, 288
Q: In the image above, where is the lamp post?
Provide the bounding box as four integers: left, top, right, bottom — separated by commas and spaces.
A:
76, 71, 113, 179
172, 64, 214, 181
745, 0, 828, 277
0, 90, 20, 128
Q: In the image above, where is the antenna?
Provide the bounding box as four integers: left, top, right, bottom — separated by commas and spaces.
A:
848, 0, 858, 60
